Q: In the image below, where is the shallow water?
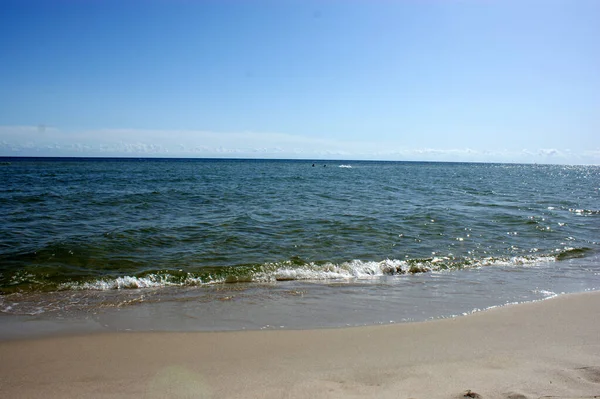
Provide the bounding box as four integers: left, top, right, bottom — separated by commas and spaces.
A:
0, 158, 599, 336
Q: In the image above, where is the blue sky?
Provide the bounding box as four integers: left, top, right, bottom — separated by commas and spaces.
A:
1, 0, 598, 163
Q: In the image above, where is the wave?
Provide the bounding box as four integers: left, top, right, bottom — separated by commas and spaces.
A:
555, 246, 591, 260
57, 253, 566, 292
1, 247, 592, 294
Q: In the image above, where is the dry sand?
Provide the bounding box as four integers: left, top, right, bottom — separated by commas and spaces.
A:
1, 291, 599, 399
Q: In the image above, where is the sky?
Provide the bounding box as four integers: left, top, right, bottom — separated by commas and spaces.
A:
0, 0, 598, 164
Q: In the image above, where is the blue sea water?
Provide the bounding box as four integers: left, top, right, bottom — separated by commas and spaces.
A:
0, 158, 599, 335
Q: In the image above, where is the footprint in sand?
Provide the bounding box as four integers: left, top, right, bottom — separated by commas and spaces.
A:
462, 390, 482, 399
575, 366, 600, 384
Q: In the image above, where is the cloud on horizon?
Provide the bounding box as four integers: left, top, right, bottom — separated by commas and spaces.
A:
0, 125, 598, 165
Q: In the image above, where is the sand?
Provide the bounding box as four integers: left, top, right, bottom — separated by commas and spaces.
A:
1, 291, 599, 399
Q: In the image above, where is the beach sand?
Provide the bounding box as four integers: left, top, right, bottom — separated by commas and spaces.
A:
1, 292, 599, 399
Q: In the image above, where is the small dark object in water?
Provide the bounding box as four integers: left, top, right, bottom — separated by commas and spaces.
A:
463, 390, 481, 399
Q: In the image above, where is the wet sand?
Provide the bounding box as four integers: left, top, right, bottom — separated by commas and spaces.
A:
1, 291, 599, 399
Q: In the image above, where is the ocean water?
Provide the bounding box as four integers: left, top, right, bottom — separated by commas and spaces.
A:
1, 158, 599, 336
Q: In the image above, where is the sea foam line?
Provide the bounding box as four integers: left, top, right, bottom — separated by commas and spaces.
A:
59, 254, 558, 291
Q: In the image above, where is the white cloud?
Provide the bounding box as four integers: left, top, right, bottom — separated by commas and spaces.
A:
0, 125, 598, 165
583, 149, 600, 158
538, 148, 561, 157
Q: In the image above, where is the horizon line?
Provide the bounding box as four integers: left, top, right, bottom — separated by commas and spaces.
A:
1, 155, 597, 167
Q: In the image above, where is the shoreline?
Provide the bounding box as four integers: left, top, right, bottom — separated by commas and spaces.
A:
5, 255, 598, 340
0, 290, 581, 342
1, 291, 599, 398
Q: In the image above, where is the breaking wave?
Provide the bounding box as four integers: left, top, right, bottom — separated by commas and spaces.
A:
57, 253, 564, 292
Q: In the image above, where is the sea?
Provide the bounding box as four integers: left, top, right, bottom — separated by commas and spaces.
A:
1, 157, 599, 338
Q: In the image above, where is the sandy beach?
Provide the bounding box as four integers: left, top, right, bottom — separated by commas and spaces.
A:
1, 291, 599, 399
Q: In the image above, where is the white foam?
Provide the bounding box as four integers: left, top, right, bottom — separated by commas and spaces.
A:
58, 254, 559, 291
61, 273, 207, 291
532, 289, 557, 297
